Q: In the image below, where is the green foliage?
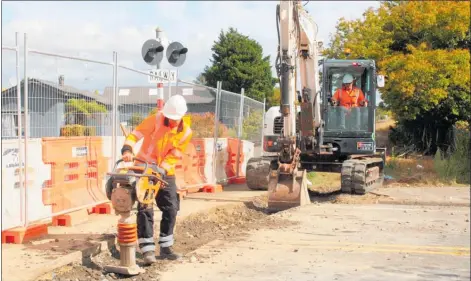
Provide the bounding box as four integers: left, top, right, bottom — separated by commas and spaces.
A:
381, 46, 470, 122
65, 99, 107, 126
187, 112, 229, 138
128, 113, 145, 128
60, 124, 96, 136
241, 109, 263, 141
433, 126, 470, 184
325, 1, 471, 155
201, 28, 276, 102
267, 87, 281, 109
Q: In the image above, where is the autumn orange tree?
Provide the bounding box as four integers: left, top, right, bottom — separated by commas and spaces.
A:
325, 1, 470, 154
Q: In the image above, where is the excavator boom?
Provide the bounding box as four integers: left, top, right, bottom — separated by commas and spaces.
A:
267, 0, 321, 212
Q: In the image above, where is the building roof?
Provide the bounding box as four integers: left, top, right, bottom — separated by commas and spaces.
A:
101, 85, 216, 105
1, 79, 216, 106
1, 78, 108, 104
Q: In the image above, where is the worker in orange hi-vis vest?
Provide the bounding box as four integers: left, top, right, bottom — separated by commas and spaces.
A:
106, 94, 192, 265
331, 73, 368, 129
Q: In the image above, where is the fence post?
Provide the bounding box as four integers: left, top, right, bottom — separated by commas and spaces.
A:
112, 51, 118, 164
236, 88, 245, 178
212, 81, 222, 184
23, 32, 30, 228
261, 97, 266, 157
14, 32, 25, 227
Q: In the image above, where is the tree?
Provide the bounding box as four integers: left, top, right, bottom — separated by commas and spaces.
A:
65, 99, 107, 126
201, 28, 276, 102
380, 44, 470, 122
267, 87, 281, 109
324, 1, 471, 155
193, 73, 207, 86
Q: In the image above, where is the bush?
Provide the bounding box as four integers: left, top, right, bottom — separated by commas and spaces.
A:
241, 109, 263, 142
128, 113, 145, 128
60, 125, 96, 136
187, 112, 229, 138
433, 124, 470, 184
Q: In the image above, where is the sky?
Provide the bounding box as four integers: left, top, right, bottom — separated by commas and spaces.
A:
1, 1, 381, 95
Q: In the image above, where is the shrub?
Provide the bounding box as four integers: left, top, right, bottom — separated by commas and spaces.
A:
128, 113, 145, 128
241, 109, 263, 142
60, 125, 97, 136
190, 112, 229, 138
433, 124, 470, 184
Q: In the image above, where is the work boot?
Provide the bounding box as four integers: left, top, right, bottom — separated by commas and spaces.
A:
143, 251, 157, 265
160, 246, 181, 260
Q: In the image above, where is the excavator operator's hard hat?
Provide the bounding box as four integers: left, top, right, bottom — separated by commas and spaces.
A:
342, 74, 354, 84
162, 95, 188, 120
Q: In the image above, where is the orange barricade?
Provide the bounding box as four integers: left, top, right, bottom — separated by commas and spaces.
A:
175, 138, 222, 194
225, 138, 246, 184
41, 137, 110, 226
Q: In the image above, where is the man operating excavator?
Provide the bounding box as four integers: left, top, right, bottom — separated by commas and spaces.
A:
106, 94, 193, 265
331, 73, 368, 129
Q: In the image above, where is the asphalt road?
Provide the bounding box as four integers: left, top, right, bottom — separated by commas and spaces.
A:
159, 203, 471, 281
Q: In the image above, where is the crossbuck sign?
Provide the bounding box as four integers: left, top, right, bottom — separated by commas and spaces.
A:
148, 69, 177, 84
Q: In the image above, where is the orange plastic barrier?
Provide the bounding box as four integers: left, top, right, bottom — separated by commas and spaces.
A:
225, 138, 246, 184
41, 137, 110, 226
175, 138, 222, 194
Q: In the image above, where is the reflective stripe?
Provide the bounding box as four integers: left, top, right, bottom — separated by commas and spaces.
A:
131, 130, 144, 139
179, 127, 192, 145
160, 240, 174, 247
140, 244, 155, 253
169, 149, 183, 158
159, 235, 174, 242
138, 237, 154, 244
161, 161, 172, 171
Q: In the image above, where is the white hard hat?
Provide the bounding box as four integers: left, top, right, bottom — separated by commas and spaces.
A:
162, 95, 188, 120
342, 74, 354, 84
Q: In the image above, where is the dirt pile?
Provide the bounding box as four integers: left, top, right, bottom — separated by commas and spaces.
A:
37, 200, 294, 281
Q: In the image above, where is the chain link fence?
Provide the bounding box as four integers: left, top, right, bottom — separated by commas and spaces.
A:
1, 32, 266, 230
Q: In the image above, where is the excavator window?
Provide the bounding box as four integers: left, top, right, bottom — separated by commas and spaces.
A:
324, 66, 372, 132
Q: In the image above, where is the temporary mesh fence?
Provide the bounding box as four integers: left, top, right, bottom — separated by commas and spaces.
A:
1, 32, 267, 231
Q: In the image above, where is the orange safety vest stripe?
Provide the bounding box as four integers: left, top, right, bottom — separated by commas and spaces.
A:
124, 112, 193, 176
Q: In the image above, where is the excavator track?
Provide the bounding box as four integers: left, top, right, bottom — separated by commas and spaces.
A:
341, 157, 384, 194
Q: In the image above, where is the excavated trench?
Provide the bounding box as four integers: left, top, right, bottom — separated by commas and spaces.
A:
35, 197, 296, 281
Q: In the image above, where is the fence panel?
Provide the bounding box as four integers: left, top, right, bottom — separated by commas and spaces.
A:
23, 45, 114, 227
27, 50, 114, 138
1, 34, 25, 230
116, 65, 170, 134
242, 96, 265, 158
174, 80, 221, 189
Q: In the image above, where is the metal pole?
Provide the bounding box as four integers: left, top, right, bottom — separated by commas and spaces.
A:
23, 33, 29, 228
235, 88, 245, 178
212, 81, 221, 184
112, 51, 118, 164
175, 69, 179, 96
15, 32, 25, 227
261, 98, 266, 157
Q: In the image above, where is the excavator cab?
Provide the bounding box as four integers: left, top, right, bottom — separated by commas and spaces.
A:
321, 60, 380, 158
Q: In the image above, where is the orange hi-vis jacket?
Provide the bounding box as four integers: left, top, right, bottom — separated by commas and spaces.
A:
332, 87, 367, 109
124, 112, 193, 176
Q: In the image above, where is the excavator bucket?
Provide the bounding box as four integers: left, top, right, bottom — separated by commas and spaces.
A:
267, 169, 311, 213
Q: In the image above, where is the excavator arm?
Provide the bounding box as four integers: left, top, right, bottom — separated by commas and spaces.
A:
268, 0, 324, 212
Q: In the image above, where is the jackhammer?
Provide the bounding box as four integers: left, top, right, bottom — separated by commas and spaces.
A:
104, 158, 168, 276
